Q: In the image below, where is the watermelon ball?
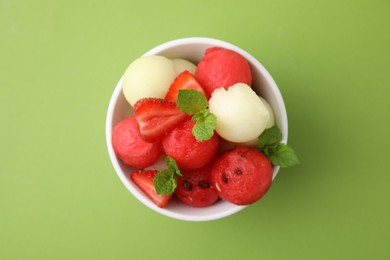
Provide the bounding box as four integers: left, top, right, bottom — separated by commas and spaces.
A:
195, 47, 252, 97
211, 146, 273, 205
175, 164, 219, 207
112, 116, 163, 169
162, 118, 220, 170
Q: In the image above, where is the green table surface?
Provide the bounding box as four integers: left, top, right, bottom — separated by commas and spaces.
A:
1, 1, 389, 259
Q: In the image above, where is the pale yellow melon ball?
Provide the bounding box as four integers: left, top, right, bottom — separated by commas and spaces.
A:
209, 83, 270, 143
233, 96, 276, 147
259, 96, 275, 128
122, 55, 177, 106
171, 58, 197, 75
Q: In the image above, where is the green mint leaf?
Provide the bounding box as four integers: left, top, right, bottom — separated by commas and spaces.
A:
176, 89, 208, 115
267, 143, 299, 167
256, 125, 283, 150
166, 156, 182, 176
153, 157, 183, 195
192, 109, 217, 141
175, 90, 217, 142
262, 143, 278, 157
256, 125, 299, 168
153, 169, 177, 195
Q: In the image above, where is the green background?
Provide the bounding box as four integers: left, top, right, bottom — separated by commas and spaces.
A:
1, 0, 389, 259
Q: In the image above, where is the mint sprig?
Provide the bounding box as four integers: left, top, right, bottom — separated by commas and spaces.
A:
256, 125, 299, 167
153, 157, 182, 195
265, 144, 299, 168
192, 109, 217, 141
176, 89, 208, 115
256, 125, 283, 150
176, 90, 216, 141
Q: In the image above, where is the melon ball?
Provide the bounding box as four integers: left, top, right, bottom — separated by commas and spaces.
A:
232, 96, 276, 147
237, 138, 258, 147
259, 96, 275, 128
209, 83, 270, 143
171, 58, 197, 74
122, 55, 177, 106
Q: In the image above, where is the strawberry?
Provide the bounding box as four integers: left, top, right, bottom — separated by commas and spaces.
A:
130, 170, 172, 208
164, 70, 209, 102
134, 98, 188, 143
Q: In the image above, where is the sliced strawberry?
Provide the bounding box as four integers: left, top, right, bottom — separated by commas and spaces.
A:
130, 170, 172, 208
164, 70, 209, 102
134, 98, 187, 143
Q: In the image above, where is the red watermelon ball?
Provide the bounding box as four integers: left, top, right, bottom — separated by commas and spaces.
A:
112, 116, 162, 168
195, 47, 252, 97
211, 146, 273, 205
175, 164, 219, 207
162, 118, 220, 170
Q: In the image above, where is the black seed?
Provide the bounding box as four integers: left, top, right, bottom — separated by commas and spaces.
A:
235, 168, 242, 175
183, 180, 192, 191
222, 174, 228, 183
198, 181, 210, 189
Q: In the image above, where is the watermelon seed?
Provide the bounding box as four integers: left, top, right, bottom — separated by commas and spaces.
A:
183, 180, 192, 191
222, 174, 228, 183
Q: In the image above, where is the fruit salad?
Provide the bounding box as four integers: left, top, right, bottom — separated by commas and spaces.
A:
112, 47, 298, 208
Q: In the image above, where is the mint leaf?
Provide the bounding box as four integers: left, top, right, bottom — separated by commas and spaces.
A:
166, 156, 182, 176
176, 89, 208, 115
256, 125, 299, 168
176, 89, 217, 142
153, 169, 177, 195
192, 109, 217, 141
267, 143, 299, 167
262, 143, 279, 157
153, 156, 182, 195
256, 125, 283, 150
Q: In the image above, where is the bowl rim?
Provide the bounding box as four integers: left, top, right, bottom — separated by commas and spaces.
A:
106, 37, 288, 221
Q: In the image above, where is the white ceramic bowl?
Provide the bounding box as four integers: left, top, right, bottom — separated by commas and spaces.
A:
106, 37, 288, 221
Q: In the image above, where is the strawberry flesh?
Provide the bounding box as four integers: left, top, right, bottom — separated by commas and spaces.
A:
130, 170, 172, 208
164, 70, 209, 102
134, 98, 187, 143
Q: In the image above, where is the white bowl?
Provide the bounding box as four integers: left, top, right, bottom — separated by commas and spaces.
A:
106, 37, 288, 221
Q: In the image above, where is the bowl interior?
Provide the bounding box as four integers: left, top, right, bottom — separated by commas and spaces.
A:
106, 37, 287, 221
